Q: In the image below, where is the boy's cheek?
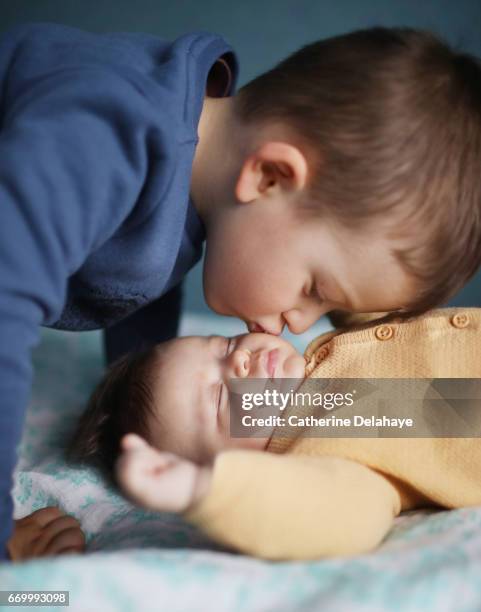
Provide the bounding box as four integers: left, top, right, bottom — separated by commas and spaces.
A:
205, 278, 247, 318
203, 257, 240, 313
203, 248, 291, 318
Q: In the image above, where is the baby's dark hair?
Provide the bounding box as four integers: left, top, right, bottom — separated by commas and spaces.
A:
234, 27, 481, 317
65, 347, 159, 488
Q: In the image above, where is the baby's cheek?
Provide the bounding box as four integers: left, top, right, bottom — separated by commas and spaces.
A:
287, 353, 307, 378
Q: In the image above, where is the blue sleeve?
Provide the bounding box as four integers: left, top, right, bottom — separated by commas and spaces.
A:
103, 283, 184, 364
0, 66, 153, 561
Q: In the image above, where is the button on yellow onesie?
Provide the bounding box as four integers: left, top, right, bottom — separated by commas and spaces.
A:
184, 308, 481, 560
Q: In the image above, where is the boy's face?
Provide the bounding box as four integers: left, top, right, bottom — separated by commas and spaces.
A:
203, 203, 415, 335
192, 98, 416, 336
146, 333, 305, 464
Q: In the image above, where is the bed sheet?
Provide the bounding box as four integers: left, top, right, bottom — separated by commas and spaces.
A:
1, 316, 481, 612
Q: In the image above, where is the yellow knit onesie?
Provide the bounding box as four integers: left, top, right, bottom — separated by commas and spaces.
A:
184, 308, 481, 560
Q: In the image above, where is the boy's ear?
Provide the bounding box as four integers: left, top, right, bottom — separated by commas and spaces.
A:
235, 141, 308, 204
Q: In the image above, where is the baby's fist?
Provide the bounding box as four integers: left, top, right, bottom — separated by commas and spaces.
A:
116, 434, 212, 513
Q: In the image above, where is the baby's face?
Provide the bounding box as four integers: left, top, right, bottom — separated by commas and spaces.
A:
147, 333, 305, 464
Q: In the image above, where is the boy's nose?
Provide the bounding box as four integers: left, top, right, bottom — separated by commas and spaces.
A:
282, 306, 329, 334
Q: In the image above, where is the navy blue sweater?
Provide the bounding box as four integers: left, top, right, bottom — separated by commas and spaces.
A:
0, 22, 238, 560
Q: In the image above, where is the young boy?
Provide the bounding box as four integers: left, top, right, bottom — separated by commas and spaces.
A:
1, 23, 481, 561
50, 307, 481, 561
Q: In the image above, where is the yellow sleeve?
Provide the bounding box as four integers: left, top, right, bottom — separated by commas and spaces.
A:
183, 450, 401, 560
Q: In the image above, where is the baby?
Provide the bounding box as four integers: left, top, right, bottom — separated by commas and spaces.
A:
67, 308, 481, 560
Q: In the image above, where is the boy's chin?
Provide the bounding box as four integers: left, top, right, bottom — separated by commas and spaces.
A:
204, 295, 235, 318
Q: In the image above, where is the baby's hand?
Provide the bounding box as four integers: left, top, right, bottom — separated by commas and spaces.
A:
116, 434, 212, 513
7, 506, 85, 562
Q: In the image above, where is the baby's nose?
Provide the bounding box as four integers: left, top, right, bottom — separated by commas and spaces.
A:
228, 349, 251, 378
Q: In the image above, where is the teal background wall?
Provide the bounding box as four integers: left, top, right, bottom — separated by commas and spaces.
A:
1, 0, 480, 317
